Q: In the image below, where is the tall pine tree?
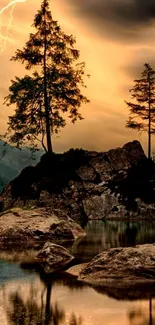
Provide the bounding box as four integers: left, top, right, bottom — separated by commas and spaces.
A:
125, 63, 155, 159
4, 0, 89, 152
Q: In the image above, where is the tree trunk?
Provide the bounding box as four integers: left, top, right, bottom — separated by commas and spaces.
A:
43, 0, 53, 153
148, 109, 151, 160
148, 72, 151, 160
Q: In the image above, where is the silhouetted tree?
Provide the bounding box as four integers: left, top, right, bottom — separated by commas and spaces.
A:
125, 63, 155, 159
4, 0, 89, 153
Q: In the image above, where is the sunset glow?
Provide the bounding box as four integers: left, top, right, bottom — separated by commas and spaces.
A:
0, 0, 155, 152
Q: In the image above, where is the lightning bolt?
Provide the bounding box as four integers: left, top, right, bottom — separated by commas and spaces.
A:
0, 0, 27, 53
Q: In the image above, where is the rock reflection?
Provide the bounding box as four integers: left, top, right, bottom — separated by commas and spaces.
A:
72, 220, 155, 262
93, 283, 155, 301
93, 283, 155, 325
4, 271, 85, 325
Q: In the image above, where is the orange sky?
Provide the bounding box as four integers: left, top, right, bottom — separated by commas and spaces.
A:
0, 0, 155, 153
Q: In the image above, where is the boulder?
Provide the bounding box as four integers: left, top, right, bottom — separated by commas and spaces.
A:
79, 244, 155, 286
0, 207, 85, 247
36, 242, 74, 273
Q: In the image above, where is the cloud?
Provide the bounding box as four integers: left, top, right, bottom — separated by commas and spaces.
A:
67, 0, 155, 41
122, 48, 155, 80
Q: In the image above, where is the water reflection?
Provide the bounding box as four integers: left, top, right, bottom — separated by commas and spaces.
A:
128, 298, 155, 325
3, 271, 85, 325
71, 220, 155, 262
94, 283, 155, 324
2, 219, 155, 324
2, 263, 155, 325
69, 314, 83, 325
6, 290, 65, 325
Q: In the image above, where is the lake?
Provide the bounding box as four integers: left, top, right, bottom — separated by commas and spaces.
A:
0, 220, 155, 325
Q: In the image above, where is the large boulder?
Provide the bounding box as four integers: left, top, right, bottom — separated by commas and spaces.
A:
0, 207, 85, 247
79, 244, 155, 286
36, 242, 74, 273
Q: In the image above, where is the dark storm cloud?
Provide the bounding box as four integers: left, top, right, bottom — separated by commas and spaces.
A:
68, 0, 155, 40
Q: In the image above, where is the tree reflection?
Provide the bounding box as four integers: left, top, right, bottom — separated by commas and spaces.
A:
4, 272, 84, 325
72, 220, 155, 263
128, 298, 155, 325
6, 284, 65, 325
69, 313, 83, 325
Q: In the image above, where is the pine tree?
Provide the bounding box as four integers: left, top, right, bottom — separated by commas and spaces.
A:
125, 63, 155, 159
4, 0, 89, 152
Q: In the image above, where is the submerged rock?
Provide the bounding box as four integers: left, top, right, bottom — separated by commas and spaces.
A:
0, 207, 85, 247
36, 242, 74, 273
79, 244, 155, 286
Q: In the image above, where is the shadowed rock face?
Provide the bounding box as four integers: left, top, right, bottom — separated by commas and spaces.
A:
0, 140, 152, 223
0, 207, 85, 248
36, 242, 75, 274
79, 244, 155, 286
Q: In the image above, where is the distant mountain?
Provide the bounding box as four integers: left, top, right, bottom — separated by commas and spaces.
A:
0, 141, 43, 192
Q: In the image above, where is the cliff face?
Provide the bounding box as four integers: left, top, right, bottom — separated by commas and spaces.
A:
1, 140, 154, 224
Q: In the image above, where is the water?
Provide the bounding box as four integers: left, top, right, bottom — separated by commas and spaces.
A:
71, 220, 155, 262
0, 220, 155, 325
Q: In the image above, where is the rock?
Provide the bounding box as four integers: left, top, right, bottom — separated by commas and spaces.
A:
83, 190, 127, 219
79, 244, 155, 286
0, 140, 148, 222
123, 140, 146, 163
135, 198, 155, 217
67, 263, 88, 277
76, 165, 97, 181
36, 242, 74, 273
83, 194, 110, 220
90, 155, 112, 181
107, 148, 131, 170
0, 207, 85, 247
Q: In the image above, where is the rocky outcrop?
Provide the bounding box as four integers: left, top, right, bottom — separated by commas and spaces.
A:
79, 244, 155, 286
36, 242, 75, 273
0, 207, 85, 247
1, 140, 153, 223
